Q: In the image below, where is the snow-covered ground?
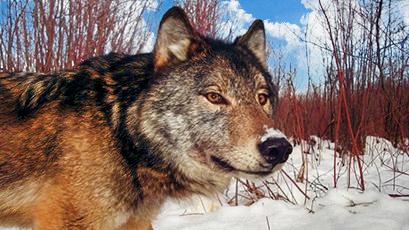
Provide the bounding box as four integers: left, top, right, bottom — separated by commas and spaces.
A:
155, 136, 409, 230
1, 136, 408, 229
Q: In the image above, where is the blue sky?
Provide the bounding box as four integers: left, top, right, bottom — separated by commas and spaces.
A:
150, 0, 311, 89
152, 1, 309, 33
154, 0, 308, 25
239, 0, 308, 25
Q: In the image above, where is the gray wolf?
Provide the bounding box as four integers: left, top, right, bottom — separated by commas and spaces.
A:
0, 7, 292, 229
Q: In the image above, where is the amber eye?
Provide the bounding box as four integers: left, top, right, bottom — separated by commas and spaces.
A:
257, 93, 268, 106
205, 92, 228, 105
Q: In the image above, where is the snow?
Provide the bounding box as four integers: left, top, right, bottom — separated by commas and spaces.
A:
155, 190, 409, 230
260, 127, 287, 142
1, 136, 408, 229
154, 136, 409, 230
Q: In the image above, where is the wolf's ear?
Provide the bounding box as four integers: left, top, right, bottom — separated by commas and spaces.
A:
235, 20, 267, 65
153, 7, 199, 71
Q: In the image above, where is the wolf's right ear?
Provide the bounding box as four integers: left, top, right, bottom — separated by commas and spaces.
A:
153, 7, 200, 71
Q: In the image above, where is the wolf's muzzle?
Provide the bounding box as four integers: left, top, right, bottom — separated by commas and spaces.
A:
257, 138, 293, 165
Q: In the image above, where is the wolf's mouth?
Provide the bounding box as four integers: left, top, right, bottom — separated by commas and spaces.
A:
210, 155, 273, 176
211, 155, 235, 172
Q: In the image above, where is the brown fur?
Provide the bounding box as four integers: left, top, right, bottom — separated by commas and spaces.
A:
0, 7, 288, 230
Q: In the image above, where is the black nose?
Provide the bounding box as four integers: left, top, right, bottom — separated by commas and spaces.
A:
257, 138, 293, 164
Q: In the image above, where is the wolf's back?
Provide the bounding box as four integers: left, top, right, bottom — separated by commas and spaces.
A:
0, 53, 153, 118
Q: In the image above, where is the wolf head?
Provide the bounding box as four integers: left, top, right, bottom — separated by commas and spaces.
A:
129, 7, 292, 189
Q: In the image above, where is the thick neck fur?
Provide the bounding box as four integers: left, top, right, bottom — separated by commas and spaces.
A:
123, 102, 230, 203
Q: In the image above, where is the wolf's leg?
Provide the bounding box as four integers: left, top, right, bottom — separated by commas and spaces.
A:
120, 216, 153, 230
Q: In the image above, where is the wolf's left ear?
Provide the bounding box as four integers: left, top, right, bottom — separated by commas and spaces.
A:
153, 7, 200, 71
235, 20, 267, 65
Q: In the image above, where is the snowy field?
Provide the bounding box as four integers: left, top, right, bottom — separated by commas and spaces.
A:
1, 137, 408, 229
155, 136, 409, 230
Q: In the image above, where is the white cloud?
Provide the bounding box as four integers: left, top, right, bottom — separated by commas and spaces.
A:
226, 0, 253, 24
298, 0, 409, 87
106, 0, 159, 53
301, 0, 321, 10
264, 21, 302, 49
217, 0, 253, 39
140, 31, 155, 53
399, 1, 409, 26
298, 0, 333, 81
219, 0, 302, 51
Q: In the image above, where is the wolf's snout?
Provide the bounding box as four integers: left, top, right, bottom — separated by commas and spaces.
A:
257, 138, 293, 164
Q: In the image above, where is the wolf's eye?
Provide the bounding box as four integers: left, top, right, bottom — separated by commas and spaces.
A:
257, 93, 268, 106
205, 92, 228, 105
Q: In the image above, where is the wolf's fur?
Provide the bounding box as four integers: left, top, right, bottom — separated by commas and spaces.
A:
0, 7, 282, 229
